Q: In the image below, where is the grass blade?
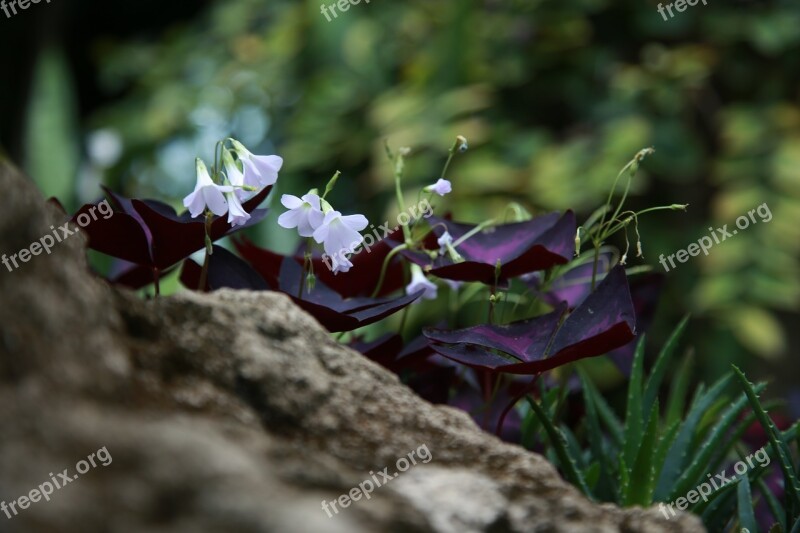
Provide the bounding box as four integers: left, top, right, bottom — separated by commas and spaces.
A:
665, 349, 693, 427
624, 400, 660, 506
732, 365, 800, 521
737, 476, 758, 533
643, 315, 689, 413
622, 335, 646, 468
578, 369, 615, 498
655, 374, 733, 500
667, 384, 766, 501
526, 396, 594, 499
756, 476, 785, 532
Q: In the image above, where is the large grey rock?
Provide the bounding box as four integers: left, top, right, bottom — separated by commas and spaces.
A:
0, 162, 704, 532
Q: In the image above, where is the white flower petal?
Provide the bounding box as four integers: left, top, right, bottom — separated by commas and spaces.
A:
341, 214, 368, 232
203, 187, 229, 217
281, 194, 304, 209
278, 209, 302, 229
302, 193, 322, 211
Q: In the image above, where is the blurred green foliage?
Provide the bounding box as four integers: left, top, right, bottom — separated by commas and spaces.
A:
28, 0, 800, 377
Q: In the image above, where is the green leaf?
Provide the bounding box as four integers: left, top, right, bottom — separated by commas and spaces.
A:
667, 383, 766, 501
585, 462, 601, 491
757, 476, 785, 532
653, 420, 680, 480
584, 375, 624, 447
24, 47, 80, 208
526, 396, 594, 499
655, 374, 733, 500
732, 365, 800, 521
624, 400, 660, 506
665, 350, 693, 428
561, 425, 587, 469
700, 482, 739, 532
738, 476, 758, 533
622, 335, 646, 467
643, 315, 689, 413
578, 369, 616, 498
618, 455, 630, 504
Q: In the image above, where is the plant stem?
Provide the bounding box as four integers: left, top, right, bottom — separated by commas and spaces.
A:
198, 212, 213, 292
371, 244, 407, 298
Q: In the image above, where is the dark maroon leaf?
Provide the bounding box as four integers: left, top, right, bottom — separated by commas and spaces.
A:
449, 381, 523, 443
73, 186, 271, 272
606, 272, 664, 374
351, 334, 405, 371
424, 265, 636, 374
235, 233, 404, 298
400, 212, 576, 284
526, 252, 615, 309
274, 257, 423, 332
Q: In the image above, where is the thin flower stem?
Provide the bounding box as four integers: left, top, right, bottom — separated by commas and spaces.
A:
452, 219, 496, 248
371, 244, 408, 298
198, 212, 213, 292
297, 238, 313, 300
590, 243, 601, 291
440, 146, 457, 181
393, 153, 412, 246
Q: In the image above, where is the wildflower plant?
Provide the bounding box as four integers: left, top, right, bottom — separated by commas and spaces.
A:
63, 135, 800, 530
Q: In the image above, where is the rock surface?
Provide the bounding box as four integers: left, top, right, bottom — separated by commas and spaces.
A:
0, 162, 704, 532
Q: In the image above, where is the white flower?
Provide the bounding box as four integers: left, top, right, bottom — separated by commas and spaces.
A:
331, 254, 354, 274
426, 178, 452, 197
183, 159, 233, 218
226, 192, 250, 226
312, 210, 368, 258
406, 264, 438, 300
278, 194, 325, 237
437, 231, 453, 255
223, 150, 252, 202
231, 139, 283, 188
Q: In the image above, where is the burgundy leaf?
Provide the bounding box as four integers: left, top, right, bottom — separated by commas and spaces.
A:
424, 265, 635, 374
235, 233, 404, 298
74, 186, 271, 272
400, 212, 576, 284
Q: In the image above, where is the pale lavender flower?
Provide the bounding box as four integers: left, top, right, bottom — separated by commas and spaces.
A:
426, 178, 452, 197
278, 194, 325, 237
312, 210, 368, 258
437, 231, 453, 255
223, 150, 251, 202
226, 192, 250, 226
231, 139, 283, 188
183, 159, 233, 218
406, 264, 438, 300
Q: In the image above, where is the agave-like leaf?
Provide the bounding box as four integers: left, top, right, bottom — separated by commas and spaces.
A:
423, 265, 635, 375
400, 212, 576, 284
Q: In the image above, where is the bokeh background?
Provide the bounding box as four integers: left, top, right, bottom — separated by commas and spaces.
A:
1, 0, 798, 399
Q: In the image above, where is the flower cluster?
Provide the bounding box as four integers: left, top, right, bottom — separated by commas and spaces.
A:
277, 191, 368, 274
69, 136, 680, 455
183, 139, 283, 227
